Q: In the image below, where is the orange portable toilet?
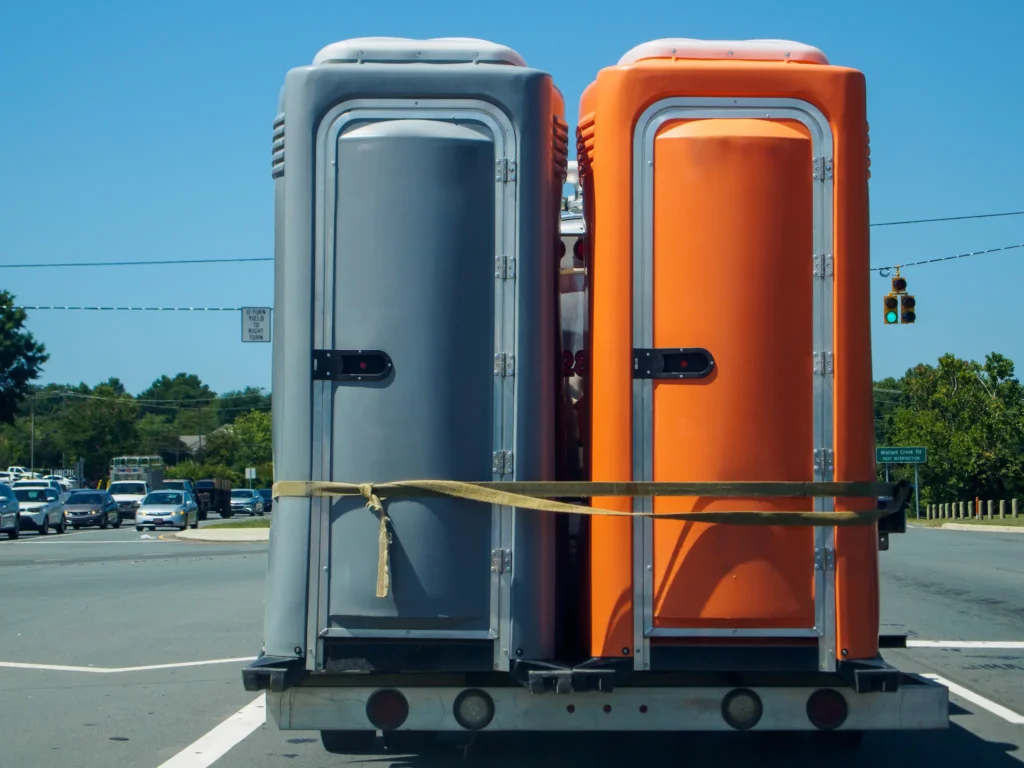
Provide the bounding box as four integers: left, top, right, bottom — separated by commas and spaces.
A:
579, 38, 876, 673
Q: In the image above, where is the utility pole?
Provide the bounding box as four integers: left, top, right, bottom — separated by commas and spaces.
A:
30, 394, 35, 474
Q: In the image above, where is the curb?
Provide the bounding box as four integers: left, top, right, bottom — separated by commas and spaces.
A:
172, 529, 270, 543
938, 523, 1024, 534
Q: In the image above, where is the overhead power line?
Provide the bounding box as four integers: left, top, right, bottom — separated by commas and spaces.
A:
16, 306, 253, 311
871, 210, 1024, 228
871, 243, 1024, 273
0, 209, 1020, 271
33, 389, 267, 405
0, 257, 272, 269
14, 240, 1024, 312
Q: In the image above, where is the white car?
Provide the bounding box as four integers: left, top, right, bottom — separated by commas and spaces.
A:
15, 486, 66, 535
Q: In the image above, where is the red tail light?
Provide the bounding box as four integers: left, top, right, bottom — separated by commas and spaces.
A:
365, 689, 409, 731
806, 688, 848, 730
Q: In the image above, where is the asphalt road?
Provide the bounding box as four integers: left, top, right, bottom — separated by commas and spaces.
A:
0, 523, 1021, 767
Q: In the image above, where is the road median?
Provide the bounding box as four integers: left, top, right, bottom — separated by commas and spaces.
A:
938, 523, 1024, 534
173, 528, 269, 543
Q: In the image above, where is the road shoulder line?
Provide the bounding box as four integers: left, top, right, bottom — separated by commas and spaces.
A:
158, 694, 266, 767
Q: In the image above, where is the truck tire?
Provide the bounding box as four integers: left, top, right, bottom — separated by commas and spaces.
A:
222, 509, 232, 518
320, 730, 377, 755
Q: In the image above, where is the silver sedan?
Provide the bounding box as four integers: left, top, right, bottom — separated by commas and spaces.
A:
134, 491, 200, 532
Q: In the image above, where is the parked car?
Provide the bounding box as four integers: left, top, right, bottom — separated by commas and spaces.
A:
15, 486, 66, 534
0, 482, 20, 539
256, 488, 273, 514
135, 490, 199, 532
229, 488, 265, 517
63, 489, 121, 529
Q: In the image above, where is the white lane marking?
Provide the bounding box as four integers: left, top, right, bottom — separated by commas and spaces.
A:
909, 640, 1024, 649
11, 531, 92, 543
922, 673, 1024, 725
22, 540, 166, 545
0, 656, 256, 674
158, 694, 266, 768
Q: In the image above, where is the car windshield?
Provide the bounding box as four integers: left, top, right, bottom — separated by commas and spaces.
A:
67, 492, 104, 505
231, 490, 252, 498
109, 483, 146, 495
143, 492, 183, 506
15, 489, 49, 502
257, 489, 272, 499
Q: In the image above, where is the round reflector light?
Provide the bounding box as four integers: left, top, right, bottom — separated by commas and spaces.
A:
806, 688, 848, 730
453, 689, 495, 731
365, 689, 409, 731
721, 689, 763, 730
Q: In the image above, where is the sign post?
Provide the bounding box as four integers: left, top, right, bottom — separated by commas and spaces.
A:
245, 467, 256, 489
875, 447, 927, 519
241, 307, 272, 343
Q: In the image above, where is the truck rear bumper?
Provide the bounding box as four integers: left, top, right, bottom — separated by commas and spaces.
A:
267, 674, 949, 733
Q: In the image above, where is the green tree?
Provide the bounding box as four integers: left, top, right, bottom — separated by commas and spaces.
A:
232, 409, 272, 470
882, 353, 1024, 504
138, 374, 216, 418
59, 379, 139, 480
215, 387, 270, 425
0, 292, 49, 424
201, 426, 241, 469
136, 413, 184, 462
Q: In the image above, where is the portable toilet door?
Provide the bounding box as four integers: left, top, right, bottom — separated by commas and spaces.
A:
266, 36, 568, 675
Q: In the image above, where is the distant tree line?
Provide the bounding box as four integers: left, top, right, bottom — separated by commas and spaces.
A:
3, 290, 1022, 499
874, 352, 1024, 505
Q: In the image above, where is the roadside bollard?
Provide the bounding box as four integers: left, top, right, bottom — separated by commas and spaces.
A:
968, 501, 974, 518
987, 499, 994, 519
959, 501, 966, 519
999, 499, 1006, 519
1013, 499, 1019, 519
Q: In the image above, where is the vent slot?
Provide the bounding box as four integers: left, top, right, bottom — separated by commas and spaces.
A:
271, 112, 285, 179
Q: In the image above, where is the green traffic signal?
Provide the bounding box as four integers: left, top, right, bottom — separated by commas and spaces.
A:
883, 294, 899, 325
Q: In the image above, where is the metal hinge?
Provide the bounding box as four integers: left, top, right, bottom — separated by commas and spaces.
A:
814, 546, 836, 572
813, 156, 834, 182
494, 255, 516, 279
492, 450, 514, 476
813, 448, 835, 474
812, 253, 834, 279
496, 158, 517, 183
813, 351, 834, 375
493, 353, 515, 377
490, 548, 512, 574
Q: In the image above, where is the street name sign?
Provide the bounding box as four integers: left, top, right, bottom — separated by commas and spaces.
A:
876, 446, 927, 464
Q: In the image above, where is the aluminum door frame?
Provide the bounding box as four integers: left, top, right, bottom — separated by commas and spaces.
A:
308, 99, 519, 672
630, 97, 836, 673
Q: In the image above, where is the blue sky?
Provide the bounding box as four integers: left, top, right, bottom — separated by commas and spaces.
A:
1, 0, 1021, 396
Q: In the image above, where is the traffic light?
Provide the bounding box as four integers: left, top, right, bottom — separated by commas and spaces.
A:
883, 294, 899, 324
891, 276, 907, 293
901, 294, 916, 324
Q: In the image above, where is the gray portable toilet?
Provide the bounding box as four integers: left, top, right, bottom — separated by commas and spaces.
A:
260, 37, 568, 679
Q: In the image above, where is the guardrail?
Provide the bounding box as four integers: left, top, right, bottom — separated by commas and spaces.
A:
925, 498, 1019, 520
